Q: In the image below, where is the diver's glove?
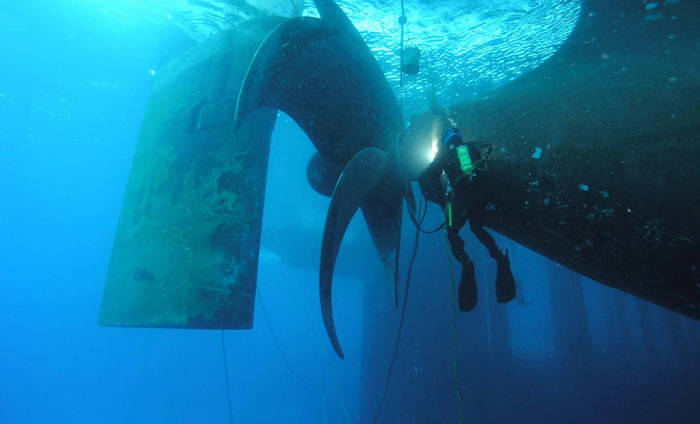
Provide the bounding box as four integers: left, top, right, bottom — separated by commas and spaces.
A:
459, 260, 478, 312
496, 249, 516, 303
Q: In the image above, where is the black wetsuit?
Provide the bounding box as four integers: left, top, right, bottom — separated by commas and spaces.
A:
418, 138, 516, 311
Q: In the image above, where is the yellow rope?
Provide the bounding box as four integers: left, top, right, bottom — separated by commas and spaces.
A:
444, 233, 465, 424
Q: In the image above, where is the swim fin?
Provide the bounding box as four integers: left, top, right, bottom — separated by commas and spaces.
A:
496, 249, 516, 303
459, 260, 478, 312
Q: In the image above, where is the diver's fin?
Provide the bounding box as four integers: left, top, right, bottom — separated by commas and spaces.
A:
362, 184, 403, 309
307, 152, 344, 197
459, 261, 478, 312
321, 147, 387, 359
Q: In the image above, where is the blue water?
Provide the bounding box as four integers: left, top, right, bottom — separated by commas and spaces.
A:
1, 1, 699, 424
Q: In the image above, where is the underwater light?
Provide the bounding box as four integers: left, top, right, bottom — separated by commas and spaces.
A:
429, 135, 438, 161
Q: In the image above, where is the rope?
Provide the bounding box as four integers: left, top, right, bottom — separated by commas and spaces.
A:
407, 199, 445, 234
268, 223, 352, 424
373, 193, 427, 424
269, 223, 351, 421
257, 287, 313, 385
398, 0, 406, 113
221, 330, 234, 424
304, 292, 352, 424
316, 351, 329, 424
444, 236, 465, 424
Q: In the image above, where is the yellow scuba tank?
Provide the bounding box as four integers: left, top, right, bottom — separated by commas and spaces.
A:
456, 144, 474, 175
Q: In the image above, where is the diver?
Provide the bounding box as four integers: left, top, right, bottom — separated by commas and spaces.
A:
418, 127, 516, 312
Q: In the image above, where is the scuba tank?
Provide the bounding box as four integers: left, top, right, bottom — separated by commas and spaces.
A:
456, 144, 474, 175
440, 128, 480, 179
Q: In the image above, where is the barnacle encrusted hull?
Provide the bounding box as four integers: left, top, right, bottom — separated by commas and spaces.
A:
450, 0, 700, 319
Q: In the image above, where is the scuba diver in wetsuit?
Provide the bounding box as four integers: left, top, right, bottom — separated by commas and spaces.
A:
417, 127, 516, 312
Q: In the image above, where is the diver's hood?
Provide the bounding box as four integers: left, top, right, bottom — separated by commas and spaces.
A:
396, 109, 450, 181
